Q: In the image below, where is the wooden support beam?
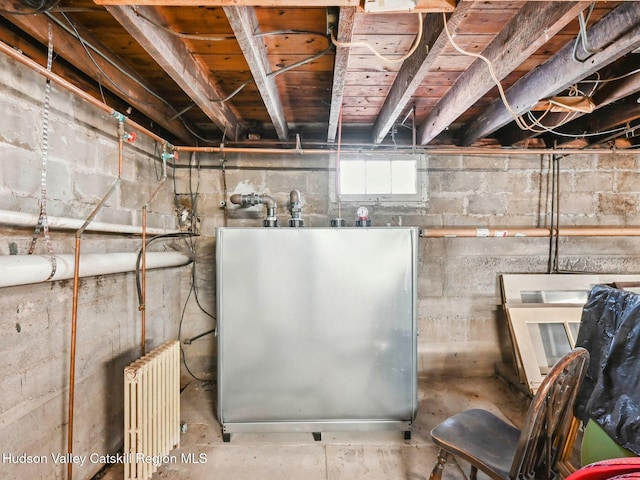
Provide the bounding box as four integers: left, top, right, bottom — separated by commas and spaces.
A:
497, 54, 640, 146
327, 6, 356, 143
96, 0, 358, 5
460, 1, 640, 146
417, 1, 589, 146
224, 6, 288, 141
105, 5, 242, 141
371, 5, 471, 144
541, 99, 640, 147
2, 12, 195, 143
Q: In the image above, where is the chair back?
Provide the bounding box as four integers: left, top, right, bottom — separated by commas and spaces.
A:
509, 347, 590, 480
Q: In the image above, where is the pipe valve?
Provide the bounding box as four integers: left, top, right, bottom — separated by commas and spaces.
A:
123, 131, 137, 143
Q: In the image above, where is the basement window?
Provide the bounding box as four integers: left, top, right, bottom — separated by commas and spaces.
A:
336, 153, 426, 203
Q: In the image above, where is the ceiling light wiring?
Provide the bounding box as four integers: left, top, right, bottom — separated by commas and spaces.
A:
580, 68, 640, 84
441, 12, 531, 132
331, 13, 423, 63
442, 11, 610, 136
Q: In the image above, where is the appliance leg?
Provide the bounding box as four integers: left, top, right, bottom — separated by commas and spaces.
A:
223, 432, 231, 443
312, 432, 322, 442
404, 430, 412, 440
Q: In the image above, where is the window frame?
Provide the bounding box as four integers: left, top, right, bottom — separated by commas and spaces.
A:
331, 152, 428, 204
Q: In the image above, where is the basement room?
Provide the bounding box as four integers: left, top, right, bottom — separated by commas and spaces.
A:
1, 0, 640, 479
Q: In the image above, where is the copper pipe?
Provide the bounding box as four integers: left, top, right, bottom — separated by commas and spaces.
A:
140, 206, 147, 356
173, 145, 633, 156
420, 227, 640, 238
140, 152, 168, 356
0, 39, 168, 146
3, 38, 636, 157
67, 123, 124, 480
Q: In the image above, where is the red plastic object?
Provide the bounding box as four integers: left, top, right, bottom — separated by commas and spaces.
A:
566, 458, 640, 480
124, 131, 137, 143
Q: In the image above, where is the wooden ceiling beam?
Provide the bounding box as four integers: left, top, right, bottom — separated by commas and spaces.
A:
223, 6, 288, 141
460, 1, 640, 146
540, 99, 640, 147
416, 1, 589, 146
2, 11, 196, 143
496, 54, 640, 146
95, 0, 358, 5
327, 6, 356, 143
105, 5, 242, 141
371, 4, 472, 144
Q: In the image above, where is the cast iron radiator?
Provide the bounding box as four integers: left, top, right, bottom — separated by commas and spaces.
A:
124, 340, 180, 480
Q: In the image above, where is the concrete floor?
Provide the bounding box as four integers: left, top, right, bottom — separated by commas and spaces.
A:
102, 376, 529, 480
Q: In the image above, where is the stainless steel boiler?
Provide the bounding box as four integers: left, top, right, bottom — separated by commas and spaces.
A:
216, 227, 418, 441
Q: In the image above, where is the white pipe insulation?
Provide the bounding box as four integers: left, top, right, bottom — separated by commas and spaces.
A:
0, 209, 179, 235
0, 252, 191, 288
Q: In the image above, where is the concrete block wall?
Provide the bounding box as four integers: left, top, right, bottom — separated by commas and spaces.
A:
177, 150, 640, 380
0, 53, 188, 478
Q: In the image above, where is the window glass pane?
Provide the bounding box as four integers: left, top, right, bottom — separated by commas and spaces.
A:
391, 160, 417, 194
366, 161, 391, 194
527, 323, 572, 374
340, 160, 366, 194
520, 290, 589, 303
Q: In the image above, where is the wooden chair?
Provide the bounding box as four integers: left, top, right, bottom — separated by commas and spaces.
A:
429, 347, 590, 480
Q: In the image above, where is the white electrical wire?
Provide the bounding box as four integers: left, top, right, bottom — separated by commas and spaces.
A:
331, 13, 423, 63
441, 12, 629, 140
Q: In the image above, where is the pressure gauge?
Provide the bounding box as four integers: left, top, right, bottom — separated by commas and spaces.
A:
355, 206, 371, 227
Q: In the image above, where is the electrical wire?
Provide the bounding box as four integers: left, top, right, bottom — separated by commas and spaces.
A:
441, 11, 615, 137
441, 12, 532, 132
331, 13, 423, 64
133, 9, 329, 44
55, 12, 174, 110
580, 68, 640, 84
178, 278, 210, 383
0, 0, 59, 15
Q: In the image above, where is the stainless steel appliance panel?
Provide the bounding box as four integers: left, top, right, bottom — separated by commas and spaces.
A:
217, 227, 417, 429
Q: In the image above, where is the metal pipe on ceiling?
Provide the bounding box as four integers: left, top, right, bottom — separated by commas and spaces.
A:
420, 227, 640, 238
0, 39, 169, 146
173, 145, 636, 156
2, 38, 637, 157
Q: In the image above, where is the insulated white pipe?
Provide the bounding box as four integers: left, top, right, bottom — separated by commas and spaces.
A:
0, 252, 190, 288
0, 210, 178, 235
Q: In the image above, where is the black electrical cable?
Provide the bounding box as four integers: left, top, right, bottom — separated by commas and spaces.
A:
0, 0, 59, 15
183, 328, 215, 345
135, 232, 196, 306
178, 272, 211, 383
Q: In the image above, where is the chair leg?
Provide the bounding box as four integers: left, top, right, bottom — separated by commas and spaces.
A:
470, 466, 478, 480
429, 449, 449, 480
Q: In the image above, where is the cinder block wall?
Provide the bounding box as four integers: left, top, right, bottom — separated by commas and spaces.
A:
0, 54, 187, 478
177, 151, 640, 379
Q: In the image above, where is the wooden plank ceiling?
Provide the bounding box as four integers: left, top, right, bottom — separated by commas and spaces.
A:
1, 0, 640, 150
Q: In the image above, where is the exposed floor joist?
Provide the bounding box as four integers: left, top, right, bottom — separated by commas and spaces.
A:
105, 5, 243, 141
95, 0, 358, 5
3, 11, 195, 143
459, 1, 640, 146
327, 6, 356, 143
370, 5, 470, 144
417, 1, 589, 146
543, 99, 640, 147
497, 55, 640, 146
224, 6, 288, 141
